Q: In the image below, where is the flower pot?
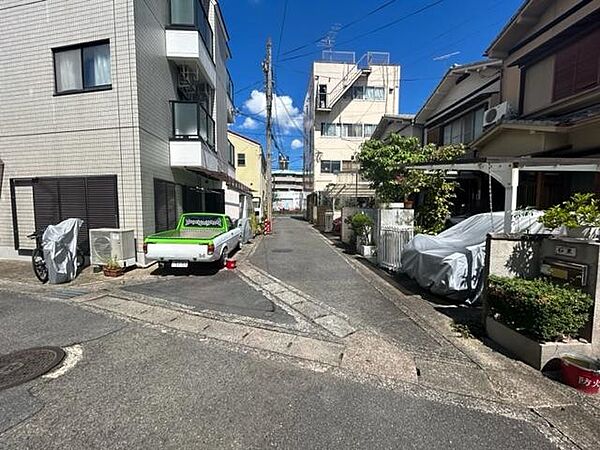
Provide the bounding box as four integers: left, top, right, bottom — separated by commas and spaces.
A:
403, 200, 414, 209
560, 354, 600, 394
566, 226, 600, 240
358, 244, 376, 257
103, 267, 124, 278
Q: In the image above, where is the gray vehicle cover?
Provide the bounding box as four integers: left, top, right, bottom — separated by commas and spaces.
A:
401, 211, 545, 303
42, 218, 84, 284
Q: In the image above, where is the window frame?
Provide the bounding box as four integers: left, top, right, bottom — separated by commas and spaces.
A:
237, 153, 246, 167
320, 160, 341, 174
53, 40, 112, 96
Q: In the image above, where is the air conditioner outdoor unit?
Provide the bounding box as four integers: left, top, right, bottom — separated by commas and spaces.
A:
89, 228, 136, 267
483, 101, 510, 128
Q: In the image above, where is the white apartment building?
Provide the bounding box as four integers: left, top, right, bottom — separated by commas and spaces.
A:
303, 51, 400, 198
0, 0, 245, 263
273, 170, 305, 212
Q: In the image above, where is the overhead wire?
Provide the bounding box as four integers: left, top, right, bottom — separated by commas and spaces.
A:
280, 0, 399, 57
275, 0, 289, 61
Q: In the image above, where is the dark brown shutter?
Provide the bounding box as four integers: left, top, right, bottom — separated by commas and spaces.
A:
154, 179, 168, 232
574, 29, 600, 91
33, 179, 60, 233
166, 182, 177, 229
554, 28, 600, 101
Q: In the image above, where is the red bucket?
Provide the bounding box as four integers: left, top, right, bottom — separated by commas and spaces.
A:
225, 259, 236, 270
560, 354, 600, 394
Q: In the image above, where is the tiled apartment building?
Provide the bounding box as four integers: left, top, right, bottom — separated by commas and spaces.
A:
303, 51, 400, 200
0, 0, 243, 263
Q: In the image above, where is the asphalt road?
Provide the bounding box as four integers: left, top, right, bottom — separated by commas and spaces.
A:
0, 222, 559, 448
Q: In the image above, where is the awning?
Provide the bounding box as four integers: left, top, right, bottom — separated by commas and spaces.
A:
408, 157, 600, 233
186, 166, 252, 195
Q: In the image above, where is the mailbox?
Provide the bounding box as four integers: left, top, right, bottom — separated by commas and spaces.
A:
540, 257, 588, 287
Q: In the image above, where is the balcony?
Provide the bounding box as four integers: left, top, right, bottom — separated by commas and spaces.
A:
170, 101, 218, 171
166, 0, 216, 87
226, 69, 235, 123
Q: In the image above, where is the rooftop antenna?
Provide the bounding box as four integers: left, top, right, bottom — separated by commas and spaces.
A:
318, 23, 342, 53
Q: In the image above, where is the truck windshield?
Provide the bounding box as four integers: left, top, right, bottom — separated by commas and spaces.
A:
182, 216, 223, 228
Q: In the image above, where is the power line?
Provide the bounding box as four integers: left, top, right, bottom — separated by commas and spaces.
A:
280, 0, 444, 63
276, 0, 289, 61
280, 0, 399, 57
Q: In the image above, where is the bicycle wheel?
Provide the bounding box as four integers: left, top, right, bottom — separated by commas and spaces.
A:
32, 249, 48, 283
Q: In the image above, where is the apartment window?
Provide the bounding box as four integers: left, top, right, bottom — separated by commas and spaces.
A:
342, 123, 362, 138
321, 123, 341, 137
342, 160, 356, 171
363, 124, 378, 138
54, 41, 111, 94
228, 140, 235, 166
553, 28, 600, 101
318, 84, 328, 109
442, 107, 485, 144
321, 160, 341, 174
237, 153, 246, 167
351, 86, 384, 100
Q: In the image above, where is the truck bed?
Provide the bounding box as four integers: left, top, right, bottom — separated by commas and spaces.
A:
148, 228, 223, 241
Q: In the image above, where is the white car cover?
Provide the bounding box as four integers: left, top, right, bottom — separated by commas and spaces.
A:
42, 218, 84, 284
401, 211, 546, 303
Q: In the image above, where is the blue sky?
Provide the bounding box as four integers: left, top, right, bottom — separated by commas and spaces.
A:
222, 0, 523, 170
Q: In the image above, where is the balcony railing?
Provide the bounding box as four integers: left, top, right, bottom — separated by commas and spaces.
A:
226, 69, 234, 103
171, 101, 215, 149
170, 0, 213, 58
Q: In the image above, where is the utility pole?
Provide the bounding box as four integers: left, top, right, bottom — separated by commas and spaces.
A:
263, 37, 273, 231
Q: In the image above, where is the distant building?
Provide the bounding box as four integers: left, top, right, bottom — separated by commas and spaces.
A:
273, 170, 305, 212
228, 130, 267, 217
303, 51, 401, 204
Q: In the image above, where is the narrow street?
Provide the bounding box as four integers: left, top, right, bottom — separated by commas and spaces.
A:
2, 217, 591, 449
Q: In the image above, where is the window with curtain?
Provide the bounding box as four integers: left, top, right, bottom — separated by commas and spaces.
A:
321, 160, 341, 174
342, 123, 362, 138
54, 41, 111, 94
442, 106, 486, 144
363, 124, 378, 137
321, 123, 341, 137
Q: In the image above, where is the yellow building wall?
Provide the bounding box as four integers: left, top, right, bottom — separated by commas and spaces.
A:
228, 132, 266, 214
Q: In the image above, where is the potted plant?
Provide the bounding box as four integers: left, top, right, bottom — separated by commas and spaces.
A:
348, 212, 375, 257
539, 193, 600, 239
102, 257, 124, 278
486, 275, 593, 369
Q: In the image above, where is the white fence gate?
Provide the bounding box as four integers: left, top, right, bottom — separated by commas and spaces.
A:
377, 225, 414, 271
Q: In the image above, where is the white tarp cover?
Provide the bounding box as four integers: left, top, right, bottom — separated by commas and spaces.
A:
401, 211, 545, 302
42, 218, 83, 284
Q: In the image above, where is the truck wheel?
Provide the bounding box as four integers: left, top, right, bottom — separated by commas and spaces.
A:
219, 248, 228, 268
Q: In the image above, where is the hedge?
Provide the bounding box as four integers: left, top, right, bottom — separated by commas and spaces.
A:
487, 275, 593, 342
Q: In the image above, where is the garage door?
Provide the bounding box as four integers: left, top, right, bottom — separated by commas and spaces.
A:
32, 175, 119, 254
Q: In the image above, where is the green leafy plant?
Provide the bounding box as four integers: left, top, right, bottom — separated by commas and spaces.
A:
104, 257, 121, 270
539, 193, 600, 229
357, 135, 464, 234
347, 212, 374, 245
249, 214, 262, 235
487, 275, 593, 342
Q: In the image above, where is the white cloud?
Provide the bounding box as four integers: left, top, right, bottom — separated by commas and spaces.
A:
243, 89, 303, 134
291, 139, 303, 149
240, 117, 259, 129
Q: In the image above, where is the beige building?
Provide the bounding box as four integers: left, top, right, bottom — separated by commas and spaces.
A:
0, 0, 245, 263
473, 0, 600, 208
303, 51, 401, 199
228, 130, 266, 216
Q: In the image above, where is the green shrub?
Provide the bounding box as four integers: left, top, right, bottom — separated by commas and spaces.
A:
346, 213, 374, 243
487, 275, 593, 342
539, 192, 600, 229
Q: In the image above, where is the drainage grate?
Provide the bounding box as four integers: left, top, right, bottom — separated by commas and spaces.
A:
0, 347, 65, 391
271, 248, 293, 253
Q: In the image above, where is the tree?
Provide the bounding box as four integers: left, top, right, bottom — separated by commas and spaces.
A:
357, 135, 464, 234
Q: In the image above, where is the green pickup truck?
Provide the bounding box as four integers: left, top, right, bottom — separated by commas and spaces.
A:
144, 213, 242, 269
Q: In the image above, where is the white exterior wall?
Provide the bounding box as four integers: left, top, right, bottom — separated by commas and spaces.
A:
305, 60, 400, 193
0, 0, 235, 262
0, 0, 142, 259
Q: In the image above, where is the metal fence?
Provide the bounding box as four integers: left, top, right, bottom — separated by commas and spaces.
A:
377, 225, 414, 272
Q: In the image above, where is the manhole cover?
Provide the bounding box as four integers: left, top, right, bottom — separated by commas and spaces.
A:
0, 347, 65, 391
271, 248, 293, 253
